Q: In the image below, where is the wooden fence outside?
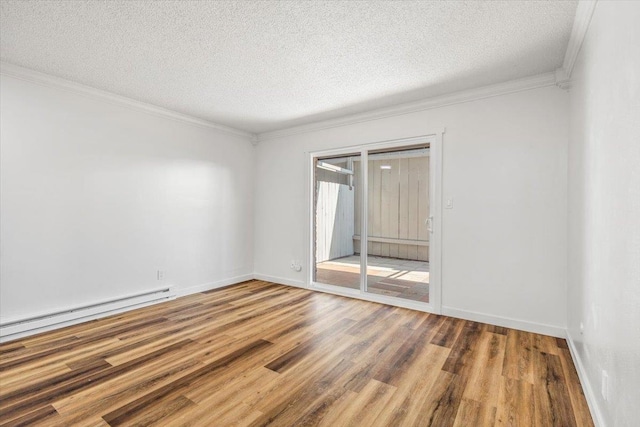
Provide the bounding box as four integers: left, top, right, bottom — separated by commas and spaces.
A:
314, 154, 429, 263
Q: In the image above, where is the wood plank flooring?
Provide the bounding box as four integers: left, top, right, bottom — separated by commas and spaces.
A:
0, 280, 593, 426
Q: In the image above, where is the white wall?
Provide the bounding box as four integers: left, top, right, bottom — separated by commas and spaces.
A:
0, 74, 255, 321
254, 85, 569, 334
567, 2, 640, 425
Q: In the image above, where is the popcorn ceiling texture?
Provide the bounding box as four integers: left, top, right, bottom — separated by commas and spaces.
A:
0, 1, 577, 133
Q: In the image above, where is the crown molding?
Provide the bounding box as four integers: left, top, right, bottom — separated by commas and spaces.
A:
555, 0, 598, 87
555, 67, 572, 91
257, 71, 557, 142
0, 61, 255, 140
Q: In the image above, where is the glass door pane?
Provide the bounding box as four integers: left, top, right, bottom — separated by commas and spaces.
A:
364, 146, 430, 303
313, 154, 361, 290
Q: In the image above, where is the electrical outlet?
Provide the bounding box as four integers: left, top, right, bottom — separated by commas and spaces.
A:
601, 370, 609, 401
157, 270, 165, 281
580, 322, 584, 335
290, 261, 302, 272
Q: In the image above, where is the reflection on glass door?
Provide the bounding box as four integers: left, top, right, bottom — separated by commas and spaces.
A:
363, 147, 430, 303
313, 154, 361, 290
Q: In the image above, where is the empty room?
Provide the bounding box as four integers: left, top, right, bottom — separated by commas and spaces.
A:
0, 1, 638, 426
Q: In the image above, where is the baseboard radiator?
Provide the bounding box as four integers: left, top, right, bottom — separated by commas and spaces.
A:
0, 286, 175, 342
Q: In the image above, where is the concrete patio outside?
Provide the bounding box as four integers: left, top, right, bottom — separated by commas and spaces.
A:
315, 255, 429, 303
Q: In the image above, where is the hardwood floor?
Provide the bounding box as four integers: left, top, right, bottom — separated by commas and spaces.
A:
0, 280, 593, 426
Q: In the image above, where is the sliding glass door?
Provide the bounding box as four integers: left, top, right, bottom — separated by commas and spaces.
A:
311, 135, 439, 312
313, 154, 361, 291
364, 147, 430, 303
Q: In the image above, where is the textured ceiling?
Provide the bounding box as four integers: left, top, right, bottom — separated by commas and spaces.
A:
0, 1, 577, 134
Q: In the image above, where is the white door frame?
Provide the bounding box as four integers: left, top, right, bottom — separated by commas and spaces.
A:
306, 131, 444, 314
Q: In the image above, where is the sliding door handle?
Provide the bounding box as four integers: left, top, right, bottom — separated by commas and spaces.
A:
426, 216, 433, 233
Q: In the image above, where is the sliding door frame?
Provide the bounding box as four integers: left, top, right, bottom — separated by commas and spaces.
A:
306, 131, 444, 314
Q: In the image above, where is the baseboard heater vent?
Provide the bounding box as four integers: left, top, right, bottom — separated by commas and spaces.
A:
0, 286, 175, 342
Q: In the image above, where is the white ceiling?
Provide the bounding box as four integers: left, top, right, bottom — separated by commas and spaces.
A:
0, 1, 577, 134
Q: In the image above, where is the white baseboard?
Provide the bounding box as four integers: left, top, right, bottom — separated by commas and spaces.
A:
0, 273, 254, 343
566, 331, 606, 427
249, 277, 566, 338
174, 273, 254, 297
0, 295, 175, 343
441, 306, 566, 338
252, 273, 307, 289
